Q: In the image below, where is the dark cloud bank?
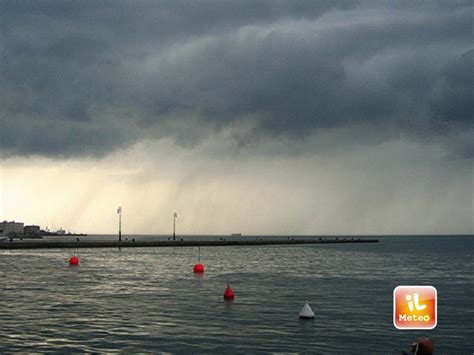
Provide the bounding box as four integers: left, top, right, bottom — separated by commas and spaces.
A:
0, 0, 472, 158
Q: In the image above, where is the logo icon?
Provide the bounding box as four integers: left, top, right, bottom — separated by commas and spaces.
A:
393, 286, 437, 329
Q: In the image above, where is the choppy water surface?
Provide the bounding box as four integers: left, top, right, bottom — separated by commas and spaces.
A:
0, 236, 473, 353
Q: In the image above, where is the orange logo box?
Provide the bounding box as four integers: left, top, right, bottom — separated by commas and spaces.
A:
393, 285, 437, 330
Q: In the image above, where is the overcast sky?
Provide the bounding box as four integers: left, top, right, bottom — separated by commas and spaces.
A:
1, 1, 472, 234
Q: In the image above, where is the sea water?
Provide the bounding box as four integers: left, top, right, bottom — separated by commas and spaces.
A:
0, 235, 473, 353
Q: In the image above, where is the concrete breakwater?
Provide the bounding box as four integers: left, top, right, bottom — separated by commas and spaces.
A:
0, 238, 378, 249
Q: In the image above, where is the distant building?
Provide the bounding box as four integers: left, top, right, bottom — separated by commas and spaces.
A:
0, 221, 24, 237
24, 225, 41, 237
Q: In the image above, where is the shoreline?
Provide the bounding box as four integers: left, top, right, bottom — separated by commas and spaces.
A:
0, 238, 378, 250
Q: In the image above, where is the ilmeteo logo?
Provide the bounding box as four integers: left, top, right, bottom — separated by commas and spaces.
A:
393, 286, 437, 330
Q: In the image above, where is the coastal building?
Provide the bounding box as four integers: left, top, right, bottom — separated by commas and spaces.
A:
0, 221, 24, 237
24, 225, 41, 237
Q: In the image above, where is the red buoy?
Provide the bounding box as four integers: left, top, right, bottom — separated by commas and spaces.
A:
193, 247, 205, 273
193, 263, 205, 273
223, 284, 235, 300
69, 255, 80, 265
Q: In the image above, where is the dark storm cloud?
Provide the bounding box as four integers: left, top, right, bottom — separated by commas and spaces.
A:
0, 0, 472, 157
432, 49, 474, 125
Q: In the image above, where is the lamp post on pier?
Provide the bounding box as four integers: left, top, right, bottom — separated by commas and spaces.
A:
173, 212, 178, 241
117, 207, 122, 242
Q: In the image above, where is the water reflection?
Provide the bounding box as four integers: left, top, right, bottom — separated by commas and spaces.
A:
0, 236, 472, 353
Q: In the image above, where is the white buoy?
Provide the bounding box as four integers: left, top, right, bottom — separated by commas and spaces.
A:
299, 302, 315, 319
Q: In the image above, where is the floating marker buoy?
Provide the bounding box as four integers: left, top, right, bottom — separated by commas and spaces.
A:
193, 263, 205, 273
299, 302, 315, 319
69, 255, 79, 265
193, 247, 205, 273
224, 284, 235, 300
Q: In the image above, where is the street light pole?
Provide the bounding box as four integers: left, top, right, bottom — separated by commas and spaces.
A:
173, 212, 177, 241
117, 207, 122, 242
